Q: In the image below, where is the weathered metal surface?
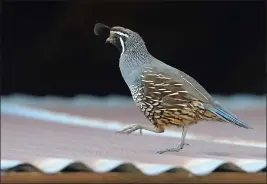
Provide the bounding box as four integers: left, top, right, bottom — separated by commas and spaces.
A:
1, 96, 266, 175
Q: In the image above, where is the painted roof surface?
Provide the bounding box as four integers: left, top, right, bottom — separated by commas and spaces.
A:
1, 95, 266, 175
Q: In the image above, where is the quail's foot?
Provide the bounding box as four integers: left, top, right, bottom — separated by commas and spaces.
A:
156, 142, 190, 154
116, 124, 143, 135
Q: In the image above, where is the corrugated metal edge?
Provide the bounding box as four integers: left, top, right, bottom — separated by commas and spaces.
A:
1, 158, 266, 176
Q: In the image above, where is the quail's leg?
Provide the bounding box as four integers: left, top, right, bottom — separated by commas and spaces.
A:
157, 126, 189, 154
116, 124, 164, 135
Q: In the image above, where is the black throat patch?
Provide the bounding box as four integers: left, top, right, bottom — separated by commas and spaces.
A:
111, 33, 128, 54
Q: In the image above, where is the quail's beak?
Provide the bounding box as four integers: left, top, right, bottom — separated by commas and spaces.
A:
105, 37, 112, 44
105, 32, 115, 44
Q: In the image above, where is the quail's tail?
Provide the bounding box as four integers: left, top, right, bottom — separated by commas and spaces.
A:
204, 102, 253, 129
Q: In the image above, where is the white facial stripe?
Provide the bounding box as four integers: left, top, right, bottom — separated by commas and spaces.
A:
112, 31, 129, 38
119, 37, 125, 56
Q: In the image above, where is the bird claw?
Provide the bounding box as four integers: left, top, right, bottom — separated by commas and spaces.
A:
156, 143, 190, 154
116, 124, 143, 135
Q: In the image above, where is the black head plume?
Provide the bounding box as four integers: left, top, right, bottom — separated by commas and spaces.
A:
94, 23, 110, 36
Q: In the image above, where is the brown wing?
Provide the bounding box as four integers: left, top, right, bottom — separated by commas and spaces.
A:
139, 67, 218, 127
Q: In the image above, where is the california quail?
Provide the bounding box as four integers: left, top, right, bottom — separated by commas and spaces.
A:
94, 23, 253, 154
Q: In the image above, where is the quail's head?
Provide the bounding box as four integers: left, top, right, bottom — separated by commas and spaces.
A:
94, 23, 145, 54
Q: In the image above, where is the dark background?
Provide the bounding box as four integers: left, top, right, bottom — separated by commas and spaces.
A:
2, 1, 266, 97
